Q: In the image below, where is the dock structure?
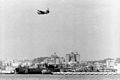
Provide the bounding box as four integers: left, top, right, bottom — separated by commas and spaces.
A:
52, 72, 120, 75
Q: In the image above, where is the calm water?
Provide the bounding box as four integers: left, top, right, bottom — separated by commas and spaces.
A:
0, 74, 120, 80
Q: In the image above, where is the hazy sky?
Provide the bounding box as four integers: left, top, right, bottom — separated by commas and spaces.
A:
0, 0, 120, 60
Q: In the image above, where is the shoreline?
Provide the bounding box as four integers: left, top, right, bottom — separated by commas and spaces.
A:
0, 70, 120, 75
52, 72, 120, 75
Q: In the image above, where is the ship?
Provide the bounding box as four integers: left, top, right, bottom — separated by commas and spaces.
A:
15, 66, 42, 74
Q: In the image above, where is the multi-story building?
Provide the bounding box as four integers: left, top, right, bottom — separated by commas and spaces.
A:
114, 63, 120, 73
59, 57, 65, 64
70, 52, 76, 62
65, 52, 80, 64
43, 52, 65, 65
76, 52, 80, 62
106, 59, 115, 69
66, 54, 70, 63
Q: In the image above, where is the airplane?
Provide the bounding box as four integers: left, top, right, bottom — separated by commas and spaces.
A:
37, 8, 50, 15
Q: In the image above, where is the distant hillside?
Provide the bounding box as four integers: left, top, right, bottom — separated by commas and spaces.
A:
32, 57, 48, 63
87, 58, 114, 63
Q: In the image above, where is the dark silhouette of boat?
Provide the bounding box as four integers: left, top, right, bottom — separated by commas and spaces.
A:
15, 63, 60, 74
15, 62, 61, 74
15, 66, 42, 74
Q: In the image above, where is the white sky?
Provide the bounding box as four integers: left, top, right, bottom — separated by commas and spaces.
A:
0, 0, 120, 60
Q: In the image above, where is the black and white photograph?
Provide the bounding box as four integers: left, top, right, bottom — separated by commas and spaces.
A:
0, 0, 120, 80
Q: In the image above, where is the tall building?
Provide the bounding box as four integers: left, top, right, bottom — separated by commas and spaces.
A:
65, 52, 80, 64
60, 57, 65, 64
76, 52, 80, 62
70, 52, 76, 62
66, 54, 70, 63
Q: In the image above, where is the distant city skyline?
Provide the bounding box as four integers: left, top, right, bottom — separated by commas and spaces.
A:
0, 0, 120, 60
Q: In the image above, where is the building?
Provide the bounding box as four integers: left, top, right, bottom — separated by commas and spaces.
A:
43, 52, 65, 65
66, 52, 80, 64
66, 54, 70, 63
59, 57, 65, 64
70, 52, 76, 62
76, 52, 80, 62
114, 63, 120, 73
106, 59, 115, 69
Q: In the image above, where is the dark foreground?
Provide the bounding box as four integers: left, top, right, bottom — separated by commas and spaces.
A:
0, 74, 120, 80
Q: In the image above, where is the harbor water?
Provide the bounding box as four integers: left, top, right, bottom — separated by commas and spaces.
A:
0, 74, 120, 80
